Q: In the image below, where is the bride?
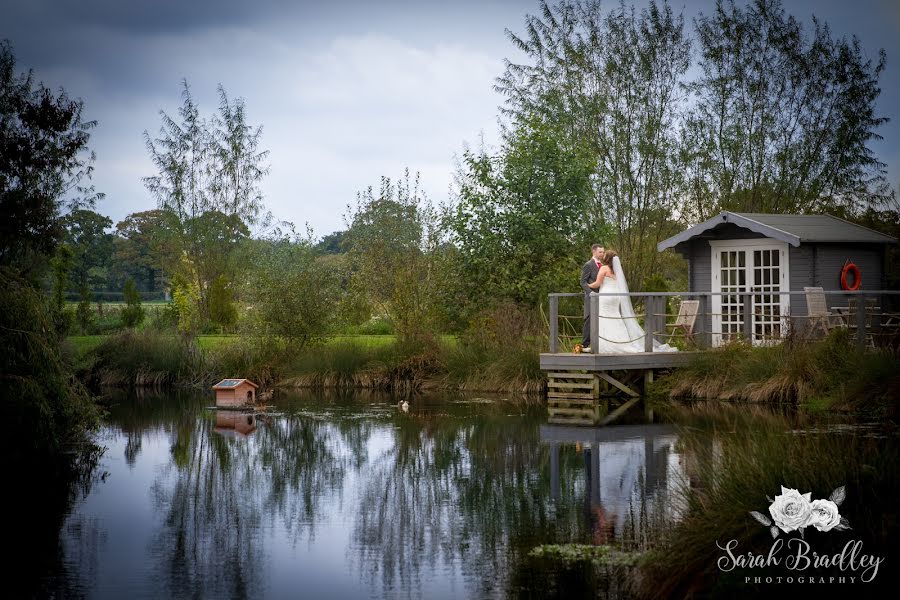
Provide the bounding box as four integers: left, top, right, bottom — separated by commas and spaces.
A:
592, 250, 677, 354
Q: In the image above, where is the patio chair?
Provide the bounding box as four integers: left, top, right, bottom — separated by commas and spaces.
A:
803, 287, 843, 338
847, 297, 876, 348
665, 299, 700, 345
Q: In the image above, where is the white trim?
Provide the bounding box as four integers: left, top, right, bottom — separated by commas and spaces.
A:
657, 211, 801, 251
710, 239, 791, 347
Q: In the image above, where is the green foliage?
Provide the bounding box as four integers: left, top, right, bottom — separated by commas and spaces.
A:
497, 1, 691, 291
447, 116, 595, 309
528, 544, 641, 568
243, 233, 341, 347
143, 81, 268, 327
171, 266, 203, 335
62, 208, 113, 290
111, 209, 175, 293
49, 244, 74, 334
208, 275, 237, 330
0, 267, 100, 465
121, 278, 145, 328
684, 0, 892, 217
344, 170, 444, 343
75, 282, 93, 333
91, 329, 198, 386
654, 329, 900, 412
640, 403, 898, 598
0, 40, 103, 274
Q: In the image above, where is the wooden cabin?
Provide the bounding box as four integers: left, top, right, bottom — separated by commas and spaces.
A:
212, 378, 258, 408
658, 212, 896, 345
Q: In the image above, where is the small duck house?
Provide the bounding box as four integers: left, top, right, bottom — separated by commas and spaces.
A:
658, 212, 896, 345
212, 378, 258, 408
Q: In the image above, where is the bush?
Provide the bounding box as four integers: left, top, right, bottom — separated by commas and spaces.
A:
1, 267, 100, 465
121, 278, 145, 328
244, 237, 341, 347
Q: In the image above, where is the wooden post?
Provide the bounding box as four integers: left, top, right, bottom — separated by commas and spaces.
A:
590, 293, 599, 354
697, 295, 708, 348
549, 295, 559, 353
643, 369, 654, 390
855, 294, 867, 349
742, 293, 753, 343
549, 442, 560, 501
644, 295, 655, 353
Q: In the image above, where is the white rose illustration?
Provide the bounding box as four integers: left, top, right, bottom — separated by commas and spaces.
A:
807, 499, 842, 532
768, 486, 812, 533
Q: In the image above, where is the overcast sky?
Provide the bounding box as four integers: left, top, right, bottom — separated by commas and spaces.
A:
2, 0, 898, 238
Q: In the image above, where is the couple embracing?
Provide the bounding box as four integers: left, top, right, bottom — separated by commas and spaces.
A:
579, 243, 677, 354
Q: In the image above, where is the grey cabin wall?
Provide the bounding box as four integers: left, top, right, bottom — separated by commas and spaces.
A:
679, 236, 886, 339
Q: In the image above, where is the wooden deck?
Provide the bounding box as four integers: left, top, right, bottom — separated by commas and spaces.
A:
540, 351, 699, 371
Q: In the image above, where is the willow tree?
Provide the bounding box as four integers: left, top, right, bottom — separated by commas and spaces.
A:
143, 81, 269, 325
681, 0, 891, 218
496, 0, 691, 290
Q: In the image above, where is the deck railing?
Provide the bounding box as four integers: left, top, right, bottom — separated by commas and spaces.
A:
547, 290, 900, 353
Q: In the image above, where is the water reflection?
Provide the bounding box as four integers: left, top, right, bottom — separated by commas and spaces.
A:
542, 424, 683, 547
45, 390, 690, 599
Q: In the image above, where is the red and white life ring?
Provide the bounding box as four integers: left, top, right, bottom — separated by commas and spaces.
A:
840, 262, 861, 291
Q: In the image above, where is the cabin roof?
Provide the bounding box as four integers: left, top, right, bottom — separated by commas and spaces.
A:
658, 212, 896, 252
212, 378, 258, 390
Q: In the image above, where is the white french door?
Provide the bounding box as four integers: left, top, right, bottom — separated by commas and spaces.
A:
710, 240, 790, 346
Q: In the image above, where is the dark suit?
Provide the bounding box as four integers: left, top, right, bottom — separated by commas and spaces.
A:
581, 259, 600, 346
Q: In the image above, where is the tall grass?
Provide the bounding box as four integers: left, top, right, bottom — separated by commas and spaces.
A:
653, 329, 900, 413
90, 330, 200, 386
636, 402, 898, 598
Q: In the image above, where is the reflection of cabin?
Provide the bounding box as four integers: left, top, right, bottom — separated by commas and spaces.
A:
214, 411, 257, 437
212, 378, 258, 408
658, 212, 896, 345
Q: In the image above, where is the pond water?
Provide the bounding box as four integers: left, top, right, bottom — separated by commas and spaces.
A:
31, 390, 689, 599
28, 390, 896, 598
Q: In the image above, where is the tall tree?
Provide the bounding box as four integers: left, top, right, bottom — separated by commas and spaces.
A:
447, 115, 595, 307
61, 208, 113, 291
0, 40, 102, 275
344, 170, 443, 342
142, 81, 268, 323
496, 0, 691, 289
683, 0, 891, 218
112, 209, 176, 292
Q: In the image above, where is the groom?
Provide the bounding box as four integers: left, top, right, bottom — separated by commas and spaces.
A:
580, 243, 605, 351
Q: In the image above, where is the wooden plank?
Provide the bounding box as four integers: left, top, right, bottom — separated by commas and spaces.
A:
547, 398, 594, 406
597, 372, 640, 398
539, 351, 699, 371
547, 391, 596, 400
548, 381, 595, 390
548, 415, 597, 426
548, 372, 595, 379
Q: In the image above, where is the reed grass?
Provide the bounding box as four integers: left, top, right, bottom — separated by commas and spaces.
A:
652, 329, 900, 414
636, 402, 899, 598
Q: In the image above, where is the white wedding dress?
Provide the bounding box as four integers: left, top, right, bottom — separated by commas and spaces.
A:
591, 256, 678, 354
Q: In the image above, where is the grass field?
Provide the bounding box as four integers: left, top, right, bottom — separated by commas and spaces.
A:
67, 333, 457, 356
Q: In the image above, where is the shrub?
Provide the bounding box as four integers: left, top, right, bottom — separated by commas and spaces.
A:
121, 278, 145, 328
1, 267, 100, 465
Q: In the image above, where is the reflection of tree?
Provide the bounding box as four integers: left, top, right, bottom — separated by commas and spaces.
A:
17, 444, 105, 599
147, 401, 366, 598
349, 410, 589, 598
